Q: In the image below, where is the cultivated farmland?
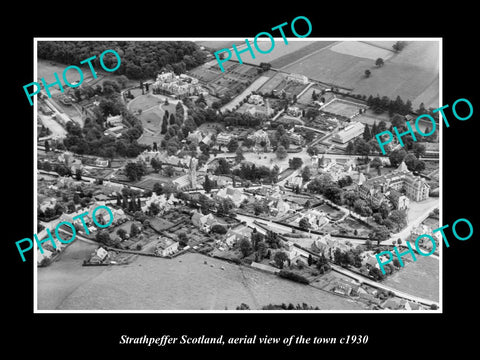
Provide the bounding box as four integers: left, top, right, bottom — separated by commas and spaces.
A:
282, 41, 440, 109
231, 40, 335, 68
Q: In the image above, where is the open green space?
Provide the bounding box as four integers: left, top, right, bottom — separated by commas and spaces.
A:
282, 41, 439, 109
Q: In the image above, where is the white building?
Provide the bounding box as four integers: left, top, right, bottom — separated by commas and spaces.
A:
331, 122, 365, 144
287, 73, 309, 84
248, 94, 264, 105
155, 238, 179, 257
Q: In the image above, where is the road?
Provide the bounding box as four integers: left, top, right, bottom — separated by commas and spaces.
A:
379, 198, 439, 246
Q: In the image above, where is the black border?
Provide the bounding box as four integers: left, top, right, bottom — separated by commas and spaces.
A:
7, 4, 478, 356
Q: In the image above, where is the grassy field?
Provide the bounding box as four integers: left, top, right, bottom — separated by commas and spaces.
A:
382, 255, 439, 302
37, 242, 366, 310
282, 41, 439, 109
138, 108, 163, 134
128, 93, 162, 112
232, 40, 330, 67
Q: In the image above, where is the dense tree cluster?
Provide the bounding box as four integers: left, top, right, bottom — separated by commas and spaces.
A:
366, 95, 412, 116
38, 41, 207, 79
306, 174, 342, 205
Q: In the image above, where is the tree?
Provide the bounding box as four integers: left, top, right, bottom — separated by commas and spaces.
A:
301, 166, 311, 182
414, 160, 426, 172
203, 175, 212, 193
161, 114, 168, 135
274, 251, 289, 269
346, 141, 355, 154
388, 210, 407, 231
130, 223, 140, 238
389, 149, 407, 167
96, 230, 111, 245
276, 145, 288, 160
44, 140, 50, 152
364, 69, 371, 78
178, 232, 188, 246
215, 158, 231, 175
235, 147, 244, 163
148, 202, 160, 215
369, 225, 390, 245
355, 138, 371, 159
363, 124, 372, 141
227, 139, 239, 153
299, 217, 311, 230
153, 182, 163, 195
404, 153, 418, 171
279, 134, 290, 149
391, 114, 406, 129
306, 146, 318, 157
289, 157, 303, 170
239, 238, 253, 257
117, 228, 127, 240
412, 143, 426, 158
375, 58, 384, 67
125, 162, 146, 181
74, 168, 82, 180
150, 158, 162, 172
250, 230, 264, 251
369, 267, 385, 281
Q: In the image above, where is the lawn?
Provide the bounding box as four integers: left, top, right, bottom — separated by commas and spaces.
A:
128, 93, 162, 112
134, 174, 174, 190
282, 41, 440, 109
322, 98, 366, 118
138, 108, 163, 134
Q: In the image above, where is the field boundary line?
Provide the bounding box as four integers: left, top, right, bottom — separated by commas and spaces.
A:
278, 41, 338, 71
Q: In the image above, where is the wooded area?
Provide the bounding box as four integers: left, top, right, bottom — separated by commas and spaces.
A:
38, 41, 207, 79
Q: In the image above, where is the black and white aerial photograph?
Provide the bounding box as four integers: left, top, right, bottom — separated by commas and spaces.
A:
34, 38, 441, 312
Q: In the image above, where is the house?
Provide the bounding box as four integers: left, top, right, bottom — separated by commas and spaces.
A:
216, 132, 234, 145
269, 197, 291, 217
301, 209, 329, 230
287, 106, 302, 117
312, 234, 350, 255
387, 189, 410, 210
287, 73, 308, 84
215, 186, 247, 207
95, 158, 109, 167
142, 193, 171, 214
331, 281, 352, 296
248, 94, 264, 105
247, 129, 271, 149
225, 225, 252, 247
39, 197, 57, 212
106, 114, 123, 126
283, 241, 304, 261
191, 211, 220, 233
155, 238, 179, 257
94, 193, 109, 202
187, 130, 204, 144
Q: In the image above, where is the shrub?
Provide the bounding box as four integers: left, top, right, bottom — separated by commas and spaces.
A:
211, 224, 227, 234
136, 244, 142, 251
278, 270, 310, 284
